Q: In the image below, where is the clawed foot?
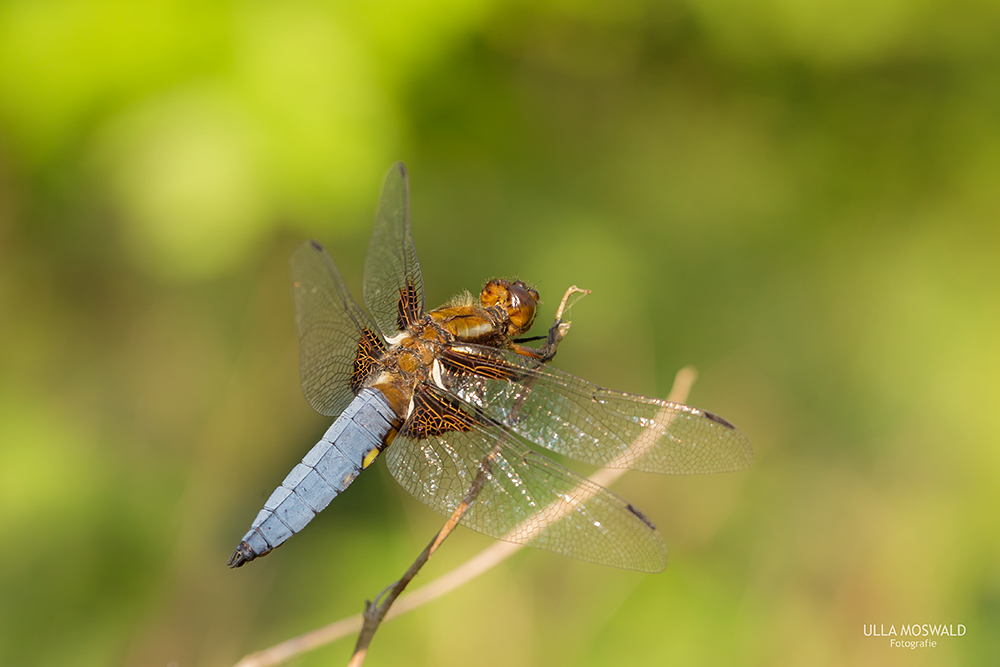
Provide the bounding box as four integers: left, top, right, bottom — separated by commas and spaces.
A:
512, 285, 589, 362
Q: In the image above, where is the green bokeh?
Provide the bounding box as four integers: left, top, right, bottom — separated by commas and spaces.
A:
1, 1, 998, 665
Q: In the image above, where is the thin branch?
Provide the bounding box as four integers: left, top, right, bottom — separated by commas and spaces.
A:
346, 441, 498, 667
230, 338, 697, 667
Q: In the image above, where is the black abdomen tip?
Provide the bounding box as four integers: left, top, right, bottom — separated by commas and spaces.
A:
227, 542, 257, 569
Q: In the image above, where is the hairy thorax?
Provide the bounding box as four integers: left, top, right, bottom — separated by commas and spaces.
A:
367, 278, 539, 422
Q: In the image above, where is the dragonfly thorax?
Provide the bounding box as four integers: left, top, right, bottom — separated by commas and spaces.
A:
365, 281, 539, 420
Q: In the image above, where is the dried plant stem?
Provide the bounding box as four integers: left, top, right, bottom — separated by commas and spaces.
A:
346, 445, 495, 667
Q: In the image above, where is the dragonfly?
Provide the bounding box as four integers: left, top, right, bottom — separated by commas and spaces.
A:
228, 163, 752, 573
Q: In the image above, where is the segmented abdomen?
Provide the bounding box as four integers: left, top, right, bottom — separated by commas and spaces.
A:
228, 388, 398, 568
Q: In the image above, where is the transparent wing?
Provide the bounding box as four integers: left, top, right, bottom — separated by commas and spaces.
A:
384, 386, 668, 572
363, 163, 424, 335
438, 344, 753, 474
291, 240, 380, 417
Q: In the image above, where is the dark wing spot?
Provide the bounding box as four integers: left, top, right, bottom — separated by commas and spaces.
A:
396, 281, 422, 330
702, 411, 736, 430
441, 348, 521, 381
626, 503, 657, 531
350, 328, 387, 394
308, 239, 325, 252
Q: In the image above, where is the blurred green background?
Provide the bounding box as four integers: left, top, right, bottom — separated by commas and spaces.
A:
2, 1, 998, 666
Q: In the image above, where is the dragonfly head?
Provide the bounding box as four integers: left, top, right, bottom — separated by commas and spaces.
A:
480, 279, 540, 335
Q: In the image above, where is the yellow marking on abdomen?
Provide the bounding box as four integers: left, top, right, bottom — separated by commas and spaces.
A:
362, 447, 380, 469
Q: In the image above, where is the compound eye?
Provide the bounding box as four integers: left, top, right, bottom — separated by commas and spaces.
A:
506, 282, 538, 333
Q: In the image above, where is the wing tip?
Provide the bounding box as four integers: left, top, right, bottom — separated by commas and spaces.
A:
701, 409, 755, 471
624, 504, 669, 573
722, 435, 754, 472
647, 552, 669, 574
636, 544, 669, 574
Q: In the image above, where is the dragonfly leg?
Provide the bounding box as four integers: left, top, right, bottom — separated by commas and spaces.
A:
511, 285, 589, 362
511, 320, 565, 361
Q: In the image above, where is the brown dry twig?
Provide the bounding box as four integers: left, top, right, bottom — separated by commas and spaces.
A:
345, 444, 495, 667
231, 288, 697, 667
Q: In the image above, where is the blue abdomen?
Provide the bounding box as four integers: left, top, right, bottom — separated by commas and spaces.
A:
228, 388, 398, 568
